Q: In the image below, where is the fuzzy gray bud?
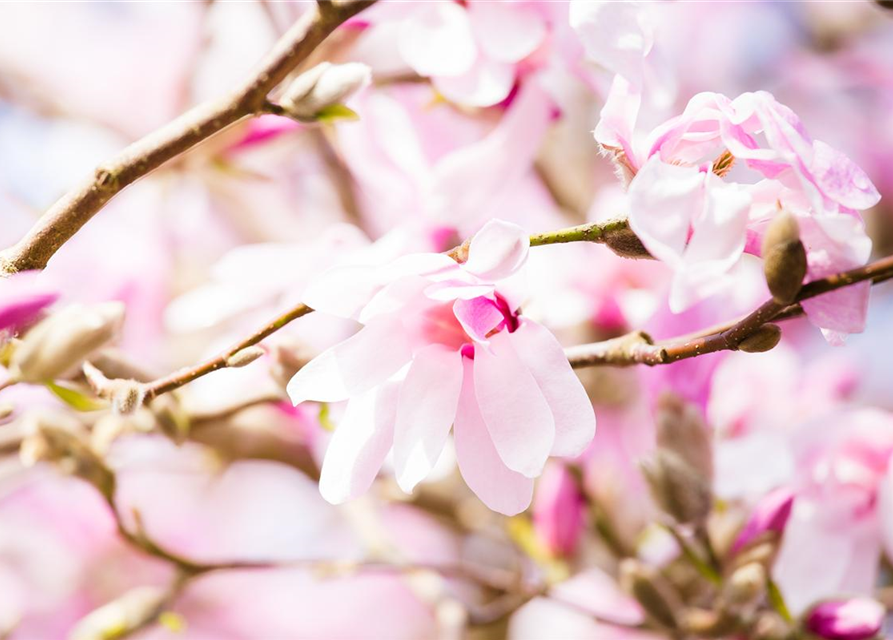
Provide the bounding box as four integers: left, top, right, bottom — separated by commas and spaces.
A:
10, 303, 124, 382
655, 393, 713, 481
737, 324, 782, 353
619, 559, 682, 630
225, 346, 265, 368
279, 62, 371, 121
761, 212, 807, 305
641, 450, 712, 524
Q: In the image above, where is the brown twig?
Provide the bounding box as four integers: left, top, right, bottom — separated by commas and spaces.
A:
0, 0, 376, 275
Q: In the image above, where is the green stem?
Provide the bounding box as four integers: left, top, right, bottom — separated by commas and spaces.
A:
528, 218, 630, 247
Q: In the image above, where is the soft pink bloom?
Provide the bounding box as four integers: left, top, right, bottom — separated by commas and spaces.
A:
533, 462, 585, 557
731, 486, 795, 554
596, 86, 879, 339
805, 598, 886, 640
0, 271, 57, 333
287, 219, 596, 515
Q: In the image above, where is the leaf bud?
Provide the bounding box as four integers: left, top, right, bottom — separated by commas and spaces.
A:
737, 324, 782, 353
225, 346, 265, 368
655, 393, 713, 481
641, 450, 712, 524
279, 62, 371, 122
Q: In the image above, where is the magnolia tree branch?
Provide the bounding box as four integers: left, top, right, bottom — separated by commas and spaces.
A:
0, 0, 375, 276
567, 252, 893, 368
129, 219, 893, 403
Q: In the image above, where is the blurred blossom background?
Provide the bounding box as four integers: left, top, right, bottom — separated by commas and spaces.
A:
1, 1, 893, 639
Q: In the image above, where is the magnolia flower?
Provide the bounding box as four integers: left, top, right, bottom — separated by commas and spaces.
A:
0, 271, 57, 334
596, 86, 880, 339
287, 220, 596, 515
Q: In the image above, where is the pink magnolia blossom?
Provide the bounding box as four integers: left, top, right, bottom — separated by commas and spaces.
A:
596, 85, 879, 339
287, 219, 596, 515
731, 486, 795, 554
805, 598, 886, 640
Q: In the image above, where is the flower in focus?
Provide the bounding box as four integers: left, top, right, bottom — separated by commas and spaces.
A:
804, 597, 885, 640
287, 220, 596, 515
595, 86, 880, 340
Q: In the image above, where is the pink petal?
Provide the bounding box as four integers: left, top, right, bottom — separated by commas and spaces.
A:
433, 57, 516, 108
318, 382, 399, 504
463, 219, 530, 282
594, 74, 642, 169
454, 359, 534, 515
469, 2, 545, 64
286, 317, 412, 405
569, 0, 653, 85
627, 156, 705, 266
474, 330, 555, 477
399, 3, 476, 78
510, 319, 595, 457
393, 345, 464, 493
811, 140, 881, 211
453, 297, 505, 343
302, 265, 386, 320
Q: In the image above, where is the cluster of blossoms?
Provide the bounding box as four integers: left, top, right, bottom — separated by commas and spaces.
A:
287, 220, 595, 515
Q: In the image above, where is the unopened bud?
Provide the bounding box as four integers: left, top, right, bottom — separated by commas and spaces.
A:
603, 223, 652, 259
680, 608, 738, 638
532, 463, 585, 558
19, 410, 114, 499
724, 562, 766, 607
737, 324, 782, 353
641, 450, 712, 524
619, 559, 682, 630
279, 62, 371, 121
732, 487, 795, 555
83, 362, 145, 414
655, 393, 713, 481
10, 303, 124, 382
225, 346, 265, 369
753, 611, 792, 640
804, 598, 885, 640
761, 212, 807, 304
69, 586, 166, 640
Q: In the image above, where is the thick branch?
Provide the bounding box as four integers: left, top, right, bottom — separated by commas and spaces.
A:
0, 1, 375, 275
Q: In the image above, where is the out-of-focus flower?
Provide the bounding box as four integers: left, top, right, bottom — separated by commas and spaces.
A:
287, 219, 595, 514
532, 462, 585, 557
804, 598, 885, 640
0, 271, 57, 334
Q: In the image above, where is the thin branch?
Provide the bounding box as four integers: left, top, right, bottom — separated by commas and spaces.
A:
568, 252, 893, 368
142, 303, 313, 401
0, 0, 376, 275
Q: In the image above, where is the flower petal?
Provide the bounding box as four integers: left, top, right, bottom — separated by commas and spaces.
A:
463, 219, 530, 282
399, 3, 476, 78
318, 382, 399, 504
627, 156, 705, 268
393, 345, 464, 493
510, 319, 595, 457
453, 297, 505, 343
469, 1, 546, 64
454, 359, 534, 515
287, 317, 412, 405
433, 57, 516, 108
811, 140, 881, 211
474, 330, 555, 477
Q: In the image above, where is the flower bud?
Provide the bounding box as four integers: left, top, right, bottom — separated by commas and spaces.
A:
279, 62, 371, 122
804, 598, 885, 640
732, 487, 795, 555
655, 393, 713, 481
680, 608, 738, 638
619, 559, 682, 630
225, 346, 265, 368
761, 212, 807, 304
69, 586, 167, 640
19, 410, 114, 499
603, 223, 652, 259
83, 361, 145, 415
753, 612, 792, 640
641, 450, 712, 524
532, 463, 585, 558
0, 271, 57, 334
724, 562, 766, 607
10, 303, 124, 382
737, 324, 782, 353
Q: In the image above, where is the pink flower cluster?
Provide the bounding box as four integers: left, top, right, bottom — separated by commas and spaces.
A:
288, 220, 595, 514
